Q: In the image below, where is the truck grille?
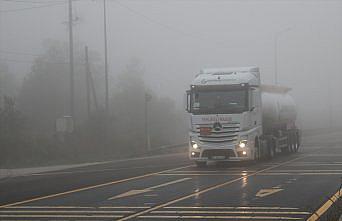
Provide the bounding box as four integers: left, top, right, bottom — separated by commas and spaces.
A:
202, 149, 236, 159
195, 123, 240, 143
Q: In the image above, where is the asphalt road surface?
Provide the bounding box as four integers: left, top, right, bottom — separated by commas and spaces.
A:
0, 131, 341, 221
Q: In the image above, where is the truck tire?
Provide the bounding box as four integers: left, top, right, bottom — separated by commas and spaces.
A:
254, 137, 260, 161
267, 138, 275, 159
195, 161, 207, 167
294, 132, 300, 152
289, 132, 295, 153
267, 140, 275, 159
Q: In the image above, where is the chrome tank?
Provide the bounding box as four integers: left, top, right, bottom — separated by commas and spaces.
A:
261, 85, 297, 131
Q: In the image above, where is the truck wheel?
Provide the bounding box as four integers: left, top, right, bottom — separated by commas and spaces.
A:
195, 161, 207, 167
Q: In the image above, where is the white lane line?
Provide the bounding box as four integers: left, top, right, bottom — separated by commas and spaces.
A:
117, 156, 307, 221
164, 206, 301, 210
151, 210, 310, 215
138, 215, 303, 220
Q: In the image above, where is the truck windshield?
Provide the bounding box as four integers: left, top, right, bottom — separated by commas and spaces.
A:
191, 89, 248, 114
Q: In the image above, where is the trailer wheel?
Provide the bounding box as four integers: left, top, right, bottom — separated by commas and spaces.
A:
267, 138, 275, 159
289, 132, 295, 153
294, 132, 300, 152
254, 137, 260, 161
195, 161, 207, 167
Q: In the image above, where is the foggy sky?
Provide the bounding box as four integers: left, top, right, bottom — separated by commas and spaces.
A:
1, 0, 342, 129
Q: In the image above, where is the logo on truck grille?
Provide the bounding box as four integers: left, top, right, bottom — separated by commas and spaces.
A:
213, 122, 222, 131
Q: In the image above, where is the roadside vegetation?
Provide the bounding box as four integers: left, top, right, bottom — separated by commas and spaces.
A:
0, 40, 187, 168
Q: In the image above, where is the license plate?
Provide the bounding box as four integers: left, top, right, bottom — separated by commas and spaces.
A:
212, 156, 226, 160
200, 127, 212, 135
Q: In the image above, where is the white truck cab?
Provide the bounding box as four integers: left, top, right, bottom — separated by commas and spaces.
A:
186, 67, 300, 167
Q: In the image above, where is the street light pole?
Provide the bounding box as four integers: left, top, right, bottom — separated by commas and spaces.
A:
274, 27, 292, 85
103, 0, 109, 114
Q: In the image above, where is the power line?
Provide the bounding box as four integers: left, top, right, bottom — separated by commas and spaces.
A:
1, 0, 64, 4
0, 50, 42, 57
0, 2, 65, 13
114, 0, 196, 39
0, 58, 69, 65
113, 0, 231, 48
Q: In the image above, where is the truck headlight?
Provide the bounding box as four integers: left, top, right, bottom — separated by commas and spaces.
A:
239, 140, 247, 148
191, 141, 199, 149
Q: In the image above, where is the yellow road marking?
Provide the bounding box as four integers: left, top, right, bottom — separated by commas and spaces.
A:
151, 210, 310, 215
256, 188, 284, 198
260, 173, 342, 175
159, 173, 243, 176
160, 172, 342, 176
166, 170, 256, 173
117, 156, 306, 221
139, 215, 303, 220
0, 165, 192, 208
272, 170, 342, 172
306, 188, 341, 221
165, 206, 300, 210
108, 178, 191, 200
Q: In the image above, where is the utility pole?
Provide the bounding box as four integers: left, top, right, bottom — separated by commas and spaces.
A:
145, 93, 152, 151
274, 36, 278, 85
85, 46, 99, 118
68, 0, 75, 118
103, 0, 109, 114
85, 46, 91, 118
328, 79, 333, 128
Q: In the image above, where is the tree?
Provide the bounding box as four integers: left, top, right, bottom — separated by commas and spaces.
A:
108, 58, 187, 155
18, 40, 104, 134
0, 96, 27, 166
0, 62, 16, 97
109, 58, 146, 154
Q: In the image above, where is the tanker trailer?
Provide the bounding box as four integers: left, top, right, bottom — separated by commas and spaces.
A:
261, 85, 301, 155
186, 66, 301, 166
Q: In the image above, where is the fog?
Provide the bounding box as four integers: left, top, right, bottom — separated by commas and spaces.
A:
0, 0, 341, 166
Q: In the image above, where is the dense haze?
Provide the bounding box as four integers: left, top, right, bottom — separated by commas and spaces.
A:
0, 0, 342, 167
1, 0, 342, 128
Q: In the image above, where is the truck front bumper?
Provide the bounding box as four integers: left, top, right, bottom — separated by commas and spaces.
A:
189, 146, 254, 162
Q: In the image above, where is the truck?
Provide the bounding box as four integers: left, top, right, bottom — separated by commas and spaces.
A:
185, 66, 301, 167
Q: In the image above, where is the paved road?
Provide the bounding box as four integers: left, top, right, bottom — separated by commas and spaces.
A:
0, 131, 341, 220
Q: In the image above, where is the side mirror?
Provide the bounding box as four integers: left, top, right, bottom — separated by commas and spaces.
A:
186, 90, 191, 112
